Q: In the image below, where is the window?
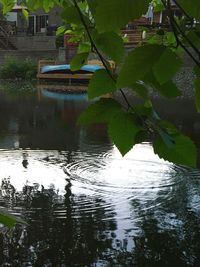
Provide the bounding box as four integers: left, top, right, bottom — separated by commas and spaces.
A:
36, 15, 49, 32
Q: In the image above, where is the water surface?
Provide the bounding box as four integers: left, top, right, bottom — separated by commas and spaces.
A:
0, 86, 200, 267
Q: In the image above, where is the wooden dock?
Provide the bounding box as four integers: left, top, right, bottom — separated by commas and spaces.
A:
37, 59, 115, 82
37, 60, 93, 81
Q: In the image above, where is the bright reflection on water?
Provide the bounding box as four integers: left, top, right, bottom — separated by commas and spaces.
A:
0, 87, 200, 267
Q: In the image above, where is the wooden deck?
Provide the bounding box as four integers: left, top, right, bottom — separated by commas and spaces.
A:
37, 59, 115, 81
37, 60, 91, 80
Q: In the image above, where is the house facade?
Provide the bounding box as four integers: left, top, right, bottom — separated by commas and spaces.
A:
3, 5, 62, 36
0, 4, 62, 50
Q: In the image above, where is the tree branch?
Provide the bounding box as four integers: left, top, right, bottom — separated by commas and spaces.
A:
161, 0, 200, 68
72, 0, 132, 110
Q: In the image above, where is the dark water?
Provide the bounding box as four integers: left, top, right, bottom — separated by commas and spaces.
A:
0, 86, 200, 267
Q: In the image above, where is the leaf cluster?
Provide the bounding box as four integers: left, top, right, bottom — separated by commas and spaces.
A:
1, 0, 200, 170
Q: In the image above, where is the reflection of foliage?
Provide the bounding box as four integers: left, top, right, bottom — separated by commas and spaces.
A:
132, 213, 200, 267
0, 178, 118, 266
0, 169, 200, 265
0, 81, 36, 95
130, 171, 200, 267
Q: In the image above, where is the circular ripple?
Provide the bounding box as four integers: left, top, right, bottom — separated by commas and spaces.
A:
61, 144, 193, 220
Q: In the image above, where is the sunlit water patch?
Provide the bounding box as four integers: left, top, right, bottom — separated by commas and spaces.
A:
1, 144, 197, 238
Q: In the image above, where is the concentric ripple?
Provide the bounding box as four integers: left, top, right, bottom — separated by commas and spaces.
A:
0, 144, 199, 233
61, 143, 195, 223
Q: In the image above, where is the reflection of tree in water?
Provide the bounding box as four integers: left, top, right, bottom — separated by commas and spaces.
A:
0, 178, 118, 266
130, 172, 200, 267
1, 169, 200, 266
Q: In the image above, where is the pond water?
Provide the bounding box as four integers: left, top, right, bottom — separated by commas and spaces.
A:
0, 85, 200, 267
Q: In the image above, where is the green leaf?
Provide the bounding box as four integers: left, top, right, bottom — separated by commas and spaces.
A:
117, 45, 165, 88
129, 82, 149, 98
153, 134, 197, 167
155, 80, 182, 98
78, 1, 88, 11
194, 77, 200, 112
43, 0, 54, 12
177, 0, 200, 20
70, 53, 89, 71
93, 31, 125, 63
164, 32, 177, 46
153, 48, 182, 85
134, 103, 153, 117
0, 209, 27, 228
78, 42, 91, 53
56, 25, 67, 36
186, 30, 200, 49
0, 0, 14, 14
158, 120, 179, 135
95, 0, 149, 32
194, 65, 200, 76
22, 8, 29, 20
144, 72, 181, 98
152, 0, 164, 12
61, 6, 82, 25
108, 111, 143, 156
78, 98, 121, 124
87, 0, 98, 16
88, 69, 117, 100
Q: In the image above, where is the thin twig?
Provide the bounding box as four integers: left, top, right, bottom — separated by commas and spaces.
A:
172, 17, 200, 56
173, 0, 193, 21
161, 0, 200, 67
72, 0, 132, 109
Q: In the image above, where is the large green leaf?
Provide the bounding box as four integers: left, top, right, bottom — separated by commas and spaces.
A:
78, 42, 91, 53
108, 111, 143, 156
118, 45, 183, 89
87, 0, 99, 16
88, 69, 117, 100
144, 72, 181, 98
186, 30, 200, 49
129, 82, 149, 98
95, 0, 149, 32
78, 98, 121, 124
153, 48, 182, 85
70, 52, 89, 71
93, 31, 125, 63
177, 0, 200, 20
153, 134, 197, 167
154, 80, 181, 98
61, 6, 82, 25
117, 45, 165, 88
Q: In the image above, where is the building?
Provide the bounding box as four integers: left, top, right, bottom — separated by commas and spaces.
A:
0, 4, 62, 50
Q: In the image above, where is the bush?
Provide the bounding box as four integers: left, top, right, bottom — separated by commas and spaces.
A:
0, 57, 37, 80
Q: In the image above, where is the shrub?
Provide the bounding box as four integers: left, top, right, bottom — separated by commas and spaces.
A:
0, 57, 37, 80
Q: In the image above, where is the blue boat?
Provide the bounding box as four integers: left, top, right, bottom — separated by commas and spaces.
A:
41, 64, 102, 74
